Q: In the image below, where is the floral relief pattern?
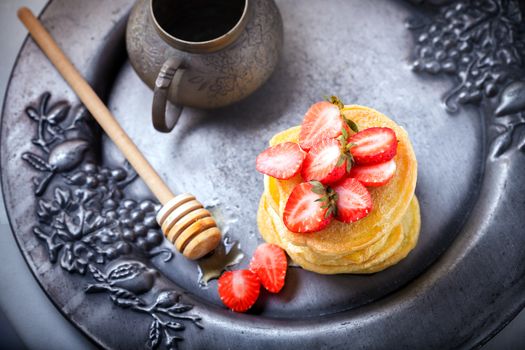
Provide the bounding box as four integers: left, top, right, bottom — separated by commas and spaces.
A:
24, 93, 171, 274
86, 263, 202, 349
22, 93, 198, 349
408, 0, 525, 157
22, 92, 90, 195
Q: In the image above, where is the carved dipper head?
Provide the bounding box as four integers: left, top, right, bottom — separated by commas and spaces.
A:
156, 194, 221, 260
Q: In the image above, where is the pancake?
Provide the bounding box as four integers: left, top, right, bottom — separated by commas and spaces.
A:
263, 184, 395, 266
282, 197, 420, 274
267, 192, 406, 268
357, 197, 420, 274
264, 173, 393, 265
257, 194, 282, 246
257, 193, 420, 274
264, 105, 418, 258
265, 175, 393, 265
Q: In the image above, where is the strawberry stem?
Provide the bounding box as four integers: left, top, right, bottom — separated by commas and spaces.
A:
326, 95, 345, 110
345, 118, 359, 133
309, 181, 338, 218
337, 129, 355, 173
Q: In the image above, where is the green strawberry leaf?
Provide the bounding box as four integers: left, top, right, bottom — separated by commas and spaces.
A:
345, 118, 359, 133
309, 181, 326, 195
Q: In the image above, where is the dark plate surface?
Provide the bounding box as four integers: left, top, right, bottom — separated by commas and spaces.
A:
2, 0, 525, 349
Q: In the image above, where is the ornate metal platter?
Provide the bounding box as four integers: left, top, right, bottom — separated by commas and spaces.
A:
2, 0, 525, 348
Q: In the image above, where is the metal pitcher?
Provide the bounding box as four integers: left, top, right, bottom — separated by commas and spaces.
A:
126, 0, 283, 132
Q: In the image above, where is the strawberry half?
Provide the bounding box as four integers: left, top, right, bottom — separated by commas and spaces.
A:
301, 138, 346, 185
332, 177, 373, 223
256, 142, 306, 180
349, 158, 397, 187
299, 101, 344, 151
249, 243, 288, 293
349, 127, 397, 165
218, 270, 260, 312
283, 182, 333, 233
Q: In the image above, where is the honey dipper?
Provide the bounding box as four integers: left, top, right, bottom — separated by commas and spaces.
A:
18, 7, 221, 260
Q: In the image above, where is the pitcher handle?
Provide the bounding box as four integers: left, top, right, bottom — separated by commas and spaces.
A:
152, 57, 185, 132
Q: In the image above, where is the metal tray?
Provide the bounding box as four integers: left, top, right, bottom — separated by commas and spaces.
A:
2, 0, 525, 348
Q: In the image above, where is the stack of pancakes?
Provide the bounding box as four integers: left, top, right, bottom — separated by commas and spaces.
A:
257, 105, 420, 274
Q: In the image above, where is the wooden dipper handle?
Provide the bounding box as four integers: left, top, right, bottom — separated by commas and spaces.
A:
18, 7, 221, 260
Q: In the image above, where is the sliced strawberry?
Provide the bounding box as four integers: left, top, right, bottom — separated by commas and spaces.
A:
218, 270, 260, 312
349, 158, 397, 187
349, 127, 397, 165
299, 101, 344, 151
256, 142, 306, 180
249, 243, 288, 293
332, 177, 373, 223
283, 182, 333, 233
301, 138, 346, 184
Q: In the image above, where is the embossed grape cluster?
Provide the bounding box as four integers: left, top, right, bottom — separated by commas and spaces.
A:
108, 199, 163, 253
67, 162, 130, 189
66, 162, 164, 255
412, 2, 472, 76
410, 0, 525, 111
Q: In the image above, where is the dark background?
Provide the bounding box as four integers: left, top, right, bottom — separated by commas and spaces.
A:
0, 1, 523, 349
